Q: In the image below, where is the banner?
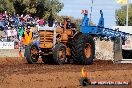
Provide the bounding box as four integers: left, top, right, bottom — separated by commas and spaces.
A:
6, 30, 17, 37
0, 42, 14, 49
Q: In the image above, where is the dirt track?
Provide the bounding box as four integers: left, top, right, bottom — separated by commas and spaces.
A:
0, 57, 132, 88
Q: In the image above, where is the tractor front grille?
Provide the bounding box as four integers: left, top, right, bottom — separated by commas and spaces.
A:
39, 30, 54, 48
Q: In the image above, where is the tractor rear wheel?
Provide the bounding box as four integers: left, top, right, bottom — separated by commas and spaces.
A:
71, 33, 80, 64
66, 38, 74, 64
53, 43, 66, 65
25, 43, 39, 64
73, 33, 95, 65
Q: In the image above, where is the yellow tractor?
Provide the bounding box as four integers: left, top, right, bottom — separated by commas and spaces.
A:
25, 14, 95, 65
25, 18, 76, 64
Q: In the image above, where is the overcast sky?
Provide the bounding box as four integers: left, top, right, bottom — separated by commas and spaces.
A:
58, 0, 132, 28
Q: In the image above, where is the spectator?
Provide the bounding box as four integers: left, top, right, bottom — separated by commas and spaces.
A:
48, 14, 54, 27
39, 18, 44, 26
66, 19, 71, 29
21, 25, 33, 57
18, 26, 25, 41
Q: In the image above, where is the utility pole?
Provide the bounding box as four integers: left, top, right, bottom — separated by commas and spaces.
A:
126, 0, 129, 26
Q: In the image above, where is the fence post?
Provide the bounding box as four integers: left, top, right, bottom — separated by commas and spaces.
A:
113, 36, 123, 62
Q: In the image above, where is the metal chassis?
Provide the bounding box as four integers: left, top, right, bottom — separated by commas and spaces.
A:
80, 10, 132, 45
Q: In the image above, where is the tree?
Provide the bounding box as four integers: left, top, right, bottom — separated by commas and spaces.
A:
115, 4, 132, 26
12, 0, 63, 18
42, 0, 64, 19
0, 0, 15, 13
13, 0, 26, 15
0, 0, 63, 19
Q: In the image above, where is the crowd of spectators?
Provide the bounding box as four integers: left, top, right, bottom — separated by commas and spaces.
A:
0, 11, 42, 48
0, 11, 77, 49
0, 12, 39, 30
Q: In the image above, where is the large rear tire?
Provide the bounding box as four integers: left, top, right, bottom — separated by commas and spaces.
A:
53, 43, 66, 65
71, 33, 80, 64
72, 33, 95, 65
66, 38, 74, 64
25, 43, 39, 64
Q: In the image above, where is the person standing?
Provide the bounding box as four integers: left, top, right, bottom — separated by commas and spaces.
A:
66, 19, 71, 29
21, 25, 33, 57
48, 13, 54, 27
18, 26, 25, 41
39, 18, 44, 26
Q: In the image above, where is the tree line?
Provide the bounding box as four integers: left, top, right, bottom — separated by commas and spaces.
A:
0, 0, 64, 19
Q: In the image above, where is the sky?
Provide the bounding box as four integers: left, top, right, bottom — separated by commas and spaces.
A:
58, 0, 132, 28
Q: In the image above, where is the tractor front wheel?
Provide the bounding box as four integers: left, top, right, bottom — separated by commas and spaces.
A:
53, 43, 66, 65
25, 43, 39, 64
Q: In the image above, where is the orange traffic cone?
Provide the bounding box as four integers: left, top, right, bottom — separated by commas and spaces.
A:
19, 49, 22, 58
